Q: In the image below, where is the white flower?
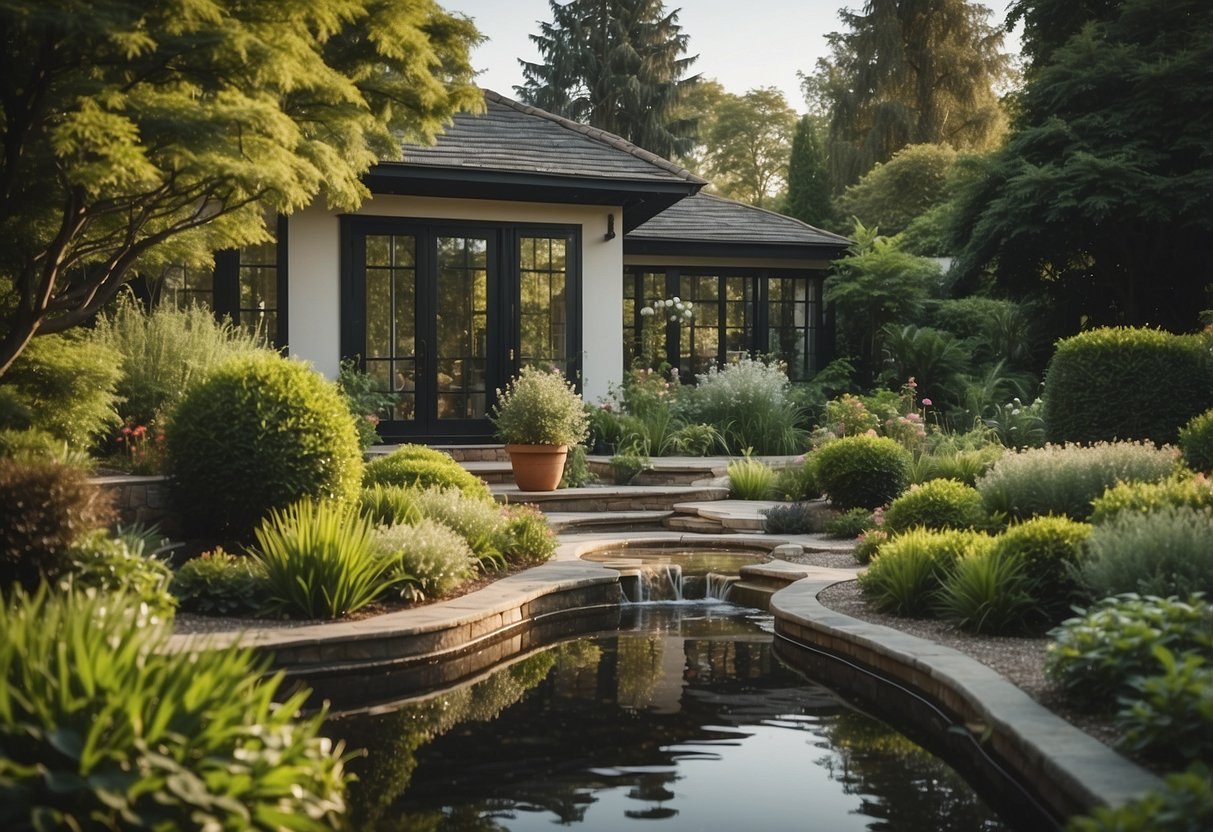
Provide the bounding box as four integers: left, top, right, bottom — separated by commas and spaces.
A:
672, 296, 681, 304
639, 306, 654, 317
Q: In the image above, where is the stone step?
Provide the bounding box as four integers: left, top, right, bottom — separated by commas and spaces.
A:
494, 484, 730, 513
368, 443, 511, 463
663, 515, 727, 534
458, 460, 513, 484
546, 511, 673, 534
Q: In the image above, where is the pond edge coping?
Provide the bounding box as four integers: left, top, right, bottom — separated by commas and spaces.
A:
769, 576, 1163, 821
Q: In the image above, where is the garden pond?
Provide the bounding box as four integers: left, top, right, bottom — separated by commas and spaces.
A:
325, 602, 1038, 831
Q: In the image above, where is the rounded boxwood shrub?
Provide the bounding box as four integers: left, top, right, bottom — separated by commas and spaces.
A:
993, 515, 1091, 622
364, 447, 491, 502
166, 352, 363, 538
0, 587, 347, 830
1179, 408, 1213, 473
1043, 327, 1213, 445
882, 478, 986, 534
814, 435, 911, 510
0, 457, 114, 589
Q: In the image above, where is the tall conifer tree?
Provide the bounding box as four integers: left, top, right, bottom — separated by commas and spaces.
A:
810, 0, 1010, 191
516, 0, 699, 159
784, 116, 833, 228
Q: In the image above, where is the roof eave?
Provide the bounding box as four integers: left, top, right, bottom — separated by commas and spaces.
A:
364, 165, 700, 232
623, 237, 850, 261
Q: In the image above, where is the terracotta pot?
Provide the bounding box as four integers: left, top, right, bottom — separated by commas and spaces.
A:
505, 443, 569, 492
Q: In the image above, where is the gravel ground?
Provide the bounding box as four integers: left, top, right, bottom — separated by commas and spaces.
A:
812, 576, 1120, 748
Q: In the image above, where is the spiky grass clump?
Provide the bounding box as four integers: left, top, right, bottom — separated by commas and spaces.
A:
727, 457, 776, 500
252, 499, 397, 619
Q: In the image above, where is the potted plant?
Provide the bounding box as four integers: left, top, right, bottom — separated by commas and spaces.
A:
491, 366, 590, 491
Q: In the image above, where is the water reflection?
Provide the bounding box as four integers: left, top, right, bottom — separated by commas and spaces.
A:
328, 604, 1012, 831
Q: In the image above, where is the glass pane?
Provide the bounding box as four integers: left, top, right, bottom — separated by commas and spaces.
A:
518, 236, 568, 372
366, 236, 391, 267
366, 271, 391, 357
394, 268, 415, 357
393, 236, 415, 268
436, 236, 488, 420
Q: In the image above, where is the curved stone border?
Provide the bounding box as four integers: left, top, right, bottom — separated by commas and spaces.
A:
769, 576, 1162, 822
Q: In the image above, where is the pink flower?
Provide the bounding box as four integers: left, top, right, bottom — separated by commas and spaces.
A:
921, 398, 933, 407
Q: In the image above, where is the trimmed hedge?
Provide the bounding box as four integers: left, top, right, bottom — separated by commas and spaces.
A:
1043, 327, 1213, 445
1179, 409, 1213, 474
814, 435, 911, 510
166, 352, 364, 538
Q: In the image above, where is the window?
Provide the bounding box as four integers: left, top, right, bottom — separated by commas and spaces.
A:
623, 267, 824, 381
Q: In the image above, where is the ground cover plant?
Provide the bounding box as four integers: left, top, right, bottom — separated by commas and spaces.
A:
410, 486, 507, 570
0, 587, 347, 830
170, 547, 267, 616
1044, 594, 1213, 711
167, 351, 363, 538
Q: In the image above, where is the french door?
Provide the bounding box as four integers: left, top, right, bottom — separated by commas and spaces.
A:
341, 218, 579, 442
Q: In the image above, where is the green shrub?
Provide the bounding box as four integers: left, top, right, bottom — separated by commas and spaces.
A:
1116, 647, 1213, 766
824, 507, 876, 539
913, 446, 1004, 487
0, 457, 114, 588
0, 330, 121, 447
728, 457, 776, 500
814, 435, 911, 510
937, 546, 1034, 634
1045, 594, 1213, 711
983, 397, 1046, 451
975, 441, 1177, 522
373, 519, 476, 602
559, 443, 596, 487
0, 427, 74, 462
668, 422, 724, 456
674, 357, 808, 454
762, 502, 825, 534
1043, 327, 1213, 445
363, 447, 490, 501
252, 499, 397, 619
993, 516, 1092, 621
0, 587, 346, 830
358, 484, 423, 527
772, 457, 820, 501
497, 504, 557, 565
860, 528, 989, 616
1065, 764, 1213, 832
170, 548, 267, 616
92, 295, 266, 426
411, 487, 507, 570
1179, 409, 1213, 474
609, 448, 650, 484
490, 366, 590, 446
64, 528, 176, 619
1090, 475, 1213, 525
1080, 507, 1213, 599
882, 479, 986, 534
336, 358, 394, 450
167, 351, 364, 538
853, 528, 888, 565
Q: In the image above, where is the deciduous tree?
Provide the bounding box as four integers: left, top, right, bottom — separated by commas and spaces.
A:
699, 87, 796, 208
0, 0, 483, 377
837, 143, 957, 236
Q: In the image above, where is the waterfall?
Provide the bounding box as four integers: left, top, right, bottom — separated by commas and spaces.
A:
622, 565, 739, 603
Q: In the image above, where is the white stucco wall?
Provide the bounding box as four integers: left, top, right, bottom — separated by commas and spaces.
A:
286, 194, 623, 403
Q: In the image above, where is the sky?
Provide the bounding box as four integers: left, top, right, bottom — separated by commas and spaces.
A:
445, 0, 1022, 113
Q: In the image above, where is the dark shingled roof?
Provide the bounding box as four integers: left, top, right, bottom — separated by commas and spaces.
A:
391, 90, 706, 186
627, 192, 850, 248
